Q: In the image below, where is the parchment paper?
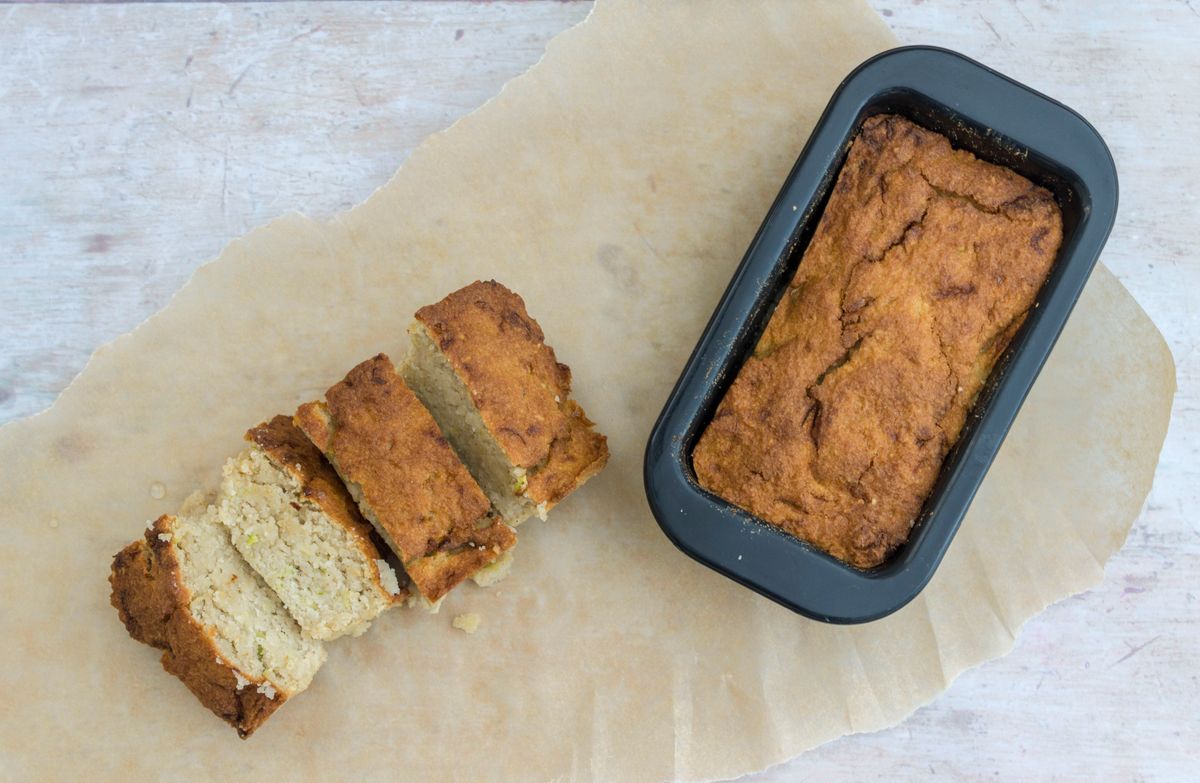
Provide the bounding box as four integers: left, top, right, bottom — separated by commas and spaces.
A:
0, 1, 1175, 781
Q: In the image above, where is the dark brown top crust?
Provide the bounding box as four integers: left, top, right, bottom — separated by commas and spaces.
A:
694, 114, 1062, 569
414, 280, 609, 507
109, 516, 283, 738
294, 354, 515, 602
246, 415, 405, 602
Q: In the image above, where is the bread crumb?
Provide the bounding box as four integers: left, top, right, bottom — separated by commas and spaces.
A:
471, 549, 513, 587
375, 559, 402, 596
149, 481, 166, 500
452, 613, 481, 634
157, 533, 173, 543
233, 670, 251, 691
48, 518, 59, 529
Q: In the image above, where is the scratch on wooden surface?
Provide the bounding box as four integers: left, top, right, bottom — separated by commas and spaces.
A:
1112, 635, 1162, 667
977, 11, 1002, 43
227, 61, 254, 95
1006, 0, 1035, 30
290, 23, 325, 43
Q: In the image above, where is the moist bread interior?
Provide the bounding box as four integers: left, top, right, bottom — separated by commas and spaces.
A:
219, 448, 401, 640
173, 495, 325, 694
403, 324, 541, 525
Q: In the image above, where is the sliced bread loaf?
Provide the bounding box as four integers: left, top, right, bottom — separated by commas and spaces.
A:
403, 280, 609, 526
109, 493, 326, 738
294, 353, 516, 606
219, 415, 405, 640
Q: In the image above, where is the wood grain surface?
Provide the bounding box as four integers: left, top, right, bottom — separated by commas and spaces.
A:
1, 1, 1195, 780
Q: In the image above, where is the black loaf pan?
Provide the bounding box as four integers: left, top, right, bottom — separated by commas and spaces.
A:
643, 46, 1118, 623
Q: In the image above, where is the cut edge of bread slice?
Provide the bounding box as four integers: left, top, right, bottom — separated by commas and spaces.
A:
292, 355, 517, 608
301, 409, 514, 611
405, 281, 610, 529
403, 307, 609, 534
402, 323, 544, 527
293, 406, 445, 613
109, 492, 326, 738
218, 416, 405, 640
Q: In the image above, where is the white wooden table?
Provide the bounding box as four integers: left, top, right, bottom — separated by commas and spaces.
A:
2, 2, 1196, 779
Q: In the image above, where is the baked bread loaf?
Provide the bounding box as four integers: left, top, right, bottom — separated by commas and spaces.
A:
403, 280, 609, 526
109, 493, 326, 737
295, 353, 516, 606
694, 114, 1062, 569
218, 415, 405, 640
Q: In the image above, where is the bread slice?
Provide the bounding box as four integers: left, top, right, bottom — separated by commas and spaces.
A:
403, 280, 609, 526
294, 353, 516, 606
109, 493, 326, 738
218, 415, 405, 641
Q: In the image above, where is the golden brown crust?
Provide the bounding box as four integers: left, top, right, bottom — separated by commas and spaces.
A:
523, 400, 608, 507
694, 114, 1062, 569
109, 516, 283, 738
294, 354, 515, 602
246, 415, 406, 602
414, 280, 609, 507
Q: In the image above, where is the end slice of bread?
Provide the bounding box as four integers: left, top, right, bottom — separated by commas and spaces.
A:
294, 353, 516, 605
218, 415, 405, 641
109, 493, 326, 738
403, 280, 609, 527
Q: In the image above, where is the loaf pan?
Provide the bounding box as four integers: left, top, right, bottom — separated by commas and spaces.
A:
643, 46, 1118, 623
